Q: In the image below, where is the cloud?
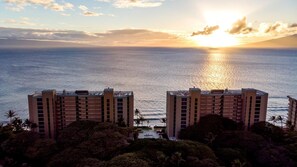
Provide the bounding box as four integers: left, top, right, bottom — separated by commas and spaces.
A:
60, 13, 71, 16
95, 29, 191, 46
2, 17, 41, 26
79, 5, 103, 16
191, 25, 219, 36
0, 27, 192, 47
258, 22, 292, 35
97, 0, 164, 8
289, 23, 297, 28
5, 4, 24, 12
4, 0, 74, 12
264, 23, 281, 33
0, 27, 99, 41
228, 17, 253, 34
78, 5, 88, 11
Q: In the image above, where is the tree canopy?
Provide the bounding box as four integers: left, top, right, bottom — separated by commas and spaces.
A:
1, 118, 297, 167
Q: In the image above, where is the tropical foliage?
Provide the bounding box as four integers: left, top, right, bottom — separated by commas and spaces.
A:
1, 114, 297, 167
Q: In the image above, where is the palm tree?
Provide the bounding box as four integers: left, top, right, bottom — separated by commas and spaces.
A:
139, 115, 145, 127
135, 119, 141, 127
276, 115, 284, 129
22, 119, 32, 130
269, 116, 276, 125
160, 118, 166, 127
135, 109, 140, 116
11, 117, 23, 132
135, 109, 145, 127
135, 109, 140, 127
5, 110, 17, 123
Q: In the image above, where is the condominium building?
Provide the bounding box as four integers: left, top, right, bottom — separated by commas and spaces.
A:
28, 88, 134, 138
166, 87, 268, 138
288, 96, 297, 131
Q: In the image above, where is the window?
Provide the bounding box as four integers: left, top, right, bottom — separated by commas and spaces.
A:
182, 98, 187, 102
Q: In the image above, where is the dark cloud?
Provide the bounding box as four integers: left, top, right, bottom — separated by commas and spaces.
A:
191, 25, 219, 36
289, 23, 297, 28
228, 17, 253, 34
265, 23, 281, 33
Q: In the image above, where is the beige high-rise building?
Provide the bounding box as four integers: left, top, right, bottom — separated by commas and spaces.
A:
288, 96, 297, 131
28, 88, 134, 138
166, 88, 268, 138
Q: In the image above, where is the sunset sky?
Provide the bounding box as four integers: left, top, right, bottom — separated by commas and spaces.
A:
0, 0, 297, 47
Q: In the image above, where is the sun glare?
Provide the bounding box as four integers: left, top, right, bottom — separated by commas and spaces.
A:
193, 31, 238, 48
203, 11, 243, 29
192, 11, 242, 47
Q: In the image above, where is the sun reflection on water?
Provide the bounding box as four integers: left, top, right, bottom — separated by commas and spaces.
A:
201, 49, 234, 89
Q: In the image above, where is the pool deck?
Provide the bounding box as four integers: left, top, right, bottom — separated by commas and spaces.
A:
138, 129, 162, 139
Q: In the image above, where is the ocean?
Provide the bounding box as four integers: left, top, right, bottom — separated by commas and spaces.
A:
0, 47, 296, 126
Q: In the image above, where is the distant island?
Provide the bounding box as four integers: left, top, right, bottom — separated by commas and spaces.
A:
238, 34, 297, 48
1, 34, 296, 49
0, 39, 93, 49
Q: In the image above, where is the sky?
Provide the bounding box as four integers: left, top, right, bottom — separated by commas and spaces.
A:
0, 0, 296, 47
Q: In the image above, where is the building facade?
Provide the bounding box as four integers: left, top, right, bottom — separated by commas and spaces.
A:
166, 88, 268, 138
288, 96, 297, 131
28, 88, 134, 138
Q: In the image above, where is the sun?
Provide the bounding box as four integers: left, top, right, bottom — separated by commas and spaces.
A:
192, 31, 238, 48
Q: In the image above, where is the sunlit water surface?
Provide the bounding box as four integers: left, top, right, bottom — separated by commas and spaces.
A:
0, 47, 296, 126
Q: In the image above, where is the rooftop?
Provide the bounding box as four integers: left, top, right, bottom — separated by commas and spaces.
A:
30, 89, 133, 97
168, 88, 268, 96
255, 90, 268, 96
57, 91, 104, 96
114, 91, 133, 97
168, 90, 190, 96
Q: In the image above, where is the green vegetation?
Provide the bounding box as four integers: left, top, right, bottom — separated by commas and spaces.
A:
1, 113, 297, 167
179, 115, 297, 167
